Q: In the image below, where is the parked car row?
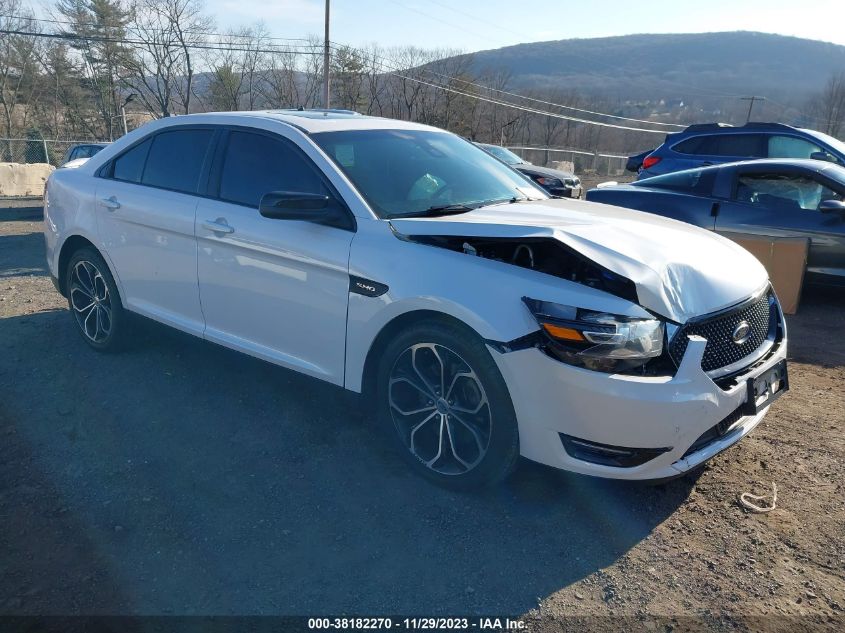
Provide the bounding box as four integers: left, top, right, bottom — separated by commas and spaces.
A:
588, 159, 845, 287
600, 122, 845, 289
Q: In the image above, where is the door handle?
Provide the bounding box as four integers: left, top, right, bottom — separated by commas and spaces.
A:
100, 196, 121, 211
202, 219, 234, 235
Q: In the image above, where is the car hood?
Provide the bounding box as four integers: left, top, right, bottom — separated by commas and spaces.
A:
516, 164, 576, 180
389, 198, 768, 323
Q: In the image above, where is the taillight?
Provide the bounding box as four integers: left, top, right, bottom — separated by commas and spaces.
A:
642, 155, 662, 170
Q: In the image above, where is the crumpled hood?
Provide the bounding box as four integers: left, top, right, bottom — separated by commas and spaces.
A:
389, 198, 768, 323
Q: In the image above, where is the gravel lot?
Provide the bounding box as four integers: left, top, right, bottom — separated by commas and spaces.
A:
1, 207, 843, 630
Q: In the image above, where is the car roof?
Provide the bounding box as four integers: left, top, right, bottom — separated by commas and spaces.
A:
678, 122, 798, 135
715, 158, 838, 172
632, 158, 845, 189
186, 109, 442, 134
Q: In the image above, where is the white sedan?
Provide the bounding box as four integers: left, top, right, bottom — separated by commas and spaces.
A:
43, 110, 788, 488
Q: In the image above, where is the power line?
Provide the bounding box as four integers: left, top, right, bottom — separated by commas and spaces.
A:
0, 28, 324, 55
346, 44, 669, 134
0, 13, 314, 43
364, 54, 667, 135
416, 65, 687, 129
0, 19, 693, 133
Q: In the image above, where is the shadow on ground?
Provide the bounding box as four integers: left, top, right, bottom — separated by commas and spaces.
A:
0, 307, 697, 615
0, 231, 49, 279
783, 284, 845, 368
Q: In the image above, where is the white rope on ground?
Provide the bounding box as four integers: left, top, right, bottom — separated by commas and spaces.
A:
739, 482, 778, 513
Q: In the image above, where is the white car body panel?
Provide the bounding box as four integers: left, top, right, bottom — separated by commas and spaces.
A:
43, 110, 788, 482
95, 179, 205, 336
196, 197, 353, 384
493, 335, 785, 480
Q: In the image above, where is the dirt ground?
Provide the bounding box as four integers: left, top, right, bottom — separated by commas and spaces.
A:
1, 207, 843, 631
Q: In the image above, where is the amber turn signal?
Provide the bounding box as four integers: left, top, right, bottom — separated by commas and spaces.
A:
542, 323, 585, 341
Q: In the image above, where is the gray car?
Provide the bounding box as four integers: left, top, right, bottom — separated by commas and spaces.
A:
587, 159, 845, 287
475, 143, 582, 198
60, 143, 108, 166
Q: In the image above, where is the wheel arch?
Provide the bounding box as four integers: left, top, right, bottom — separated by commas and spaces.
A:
359, 309, 486, 403
57, 235, 121, 302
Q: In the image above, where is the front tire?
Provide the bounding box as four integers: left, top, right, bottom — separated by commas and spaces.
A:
375, 320, 520, 489
65, 248, 128, 352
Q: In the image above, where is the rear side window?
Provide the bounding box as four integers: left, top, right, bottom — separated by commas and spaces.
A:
639, 168, 715, 194
76, 145, 102, 159
112, 138, 152, 183
218, 131, 327, 208
767, 135, 822, 159
674, 134, 765, 158
141, 129, 214, 194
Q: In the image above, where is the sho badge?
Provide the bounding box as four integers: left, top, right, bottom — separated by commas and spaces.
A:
349, 275, 389, 298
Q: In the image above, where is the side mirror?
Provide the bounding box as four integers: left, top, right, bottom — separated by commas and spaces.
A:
810, 151, 837, 163
819, 199, 845, 217
259, 191, 353, 230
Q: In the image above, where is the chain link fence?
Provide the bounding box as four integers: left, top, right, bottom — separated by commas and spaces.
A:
506, 146, 628, 177
0, 138, 108, 167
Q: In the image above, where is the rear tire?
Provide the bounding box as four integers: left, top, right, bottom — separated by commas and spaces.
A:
65, 248, 128, 352
375, 319, 520, 489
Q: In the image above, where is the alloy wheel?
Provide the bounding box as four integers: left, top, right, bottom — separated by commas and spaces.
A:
69, 260, 112, 343
388, 343, 492, 475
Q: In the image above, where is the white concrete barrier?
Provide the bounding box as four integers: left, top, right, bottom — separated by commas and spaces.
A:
0, 162, 54, 197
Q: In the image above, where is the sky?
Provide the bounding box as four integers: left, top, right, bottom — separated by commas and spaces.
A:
203, 0, 845, 51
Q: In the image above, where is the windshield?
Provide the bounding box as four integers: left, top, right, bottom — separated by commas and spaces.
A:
312, 129, 546, 218
481, 144, 525, 165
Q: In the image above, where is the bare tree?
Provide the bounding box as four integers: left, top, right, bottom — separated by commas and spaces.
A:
121, 0, 212, 118
806, 71, 845, 138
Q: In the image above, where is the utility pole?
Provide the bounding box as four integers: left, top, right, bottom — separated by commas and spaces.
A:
322, 0, 331, 110
500, 117, 518, 146
120, 94, 135, 137
741, 96, 765, 123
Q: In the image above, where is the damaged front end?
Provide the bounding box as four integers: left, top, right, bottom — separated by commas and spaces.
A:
398, 234, 639, 303
396, 231, 678, 376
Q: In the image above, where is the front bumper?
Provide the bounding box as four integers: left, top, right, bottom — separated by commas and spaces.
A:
548, 185, 582, 199
491, 334, 787, 480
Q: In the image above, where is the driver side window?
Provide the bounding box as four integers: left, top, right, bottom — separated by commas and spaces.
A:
735, 172, 843, 212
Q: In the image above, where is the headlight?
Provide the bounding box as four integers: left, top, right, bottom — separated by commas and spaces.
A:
535, 176, 562, 187
523, 298, 664, 373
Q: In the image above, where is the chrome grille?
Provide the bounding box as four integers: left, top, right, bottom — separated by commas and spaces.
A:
669, 290, 774, 373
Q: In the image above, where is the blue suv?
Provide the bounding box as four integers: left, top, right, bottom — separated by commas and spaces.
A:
637, 122, 845, 179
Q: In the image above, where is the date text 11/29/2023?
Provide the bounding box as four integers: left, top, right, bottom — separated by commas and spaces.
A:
307, 617, 526, 630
